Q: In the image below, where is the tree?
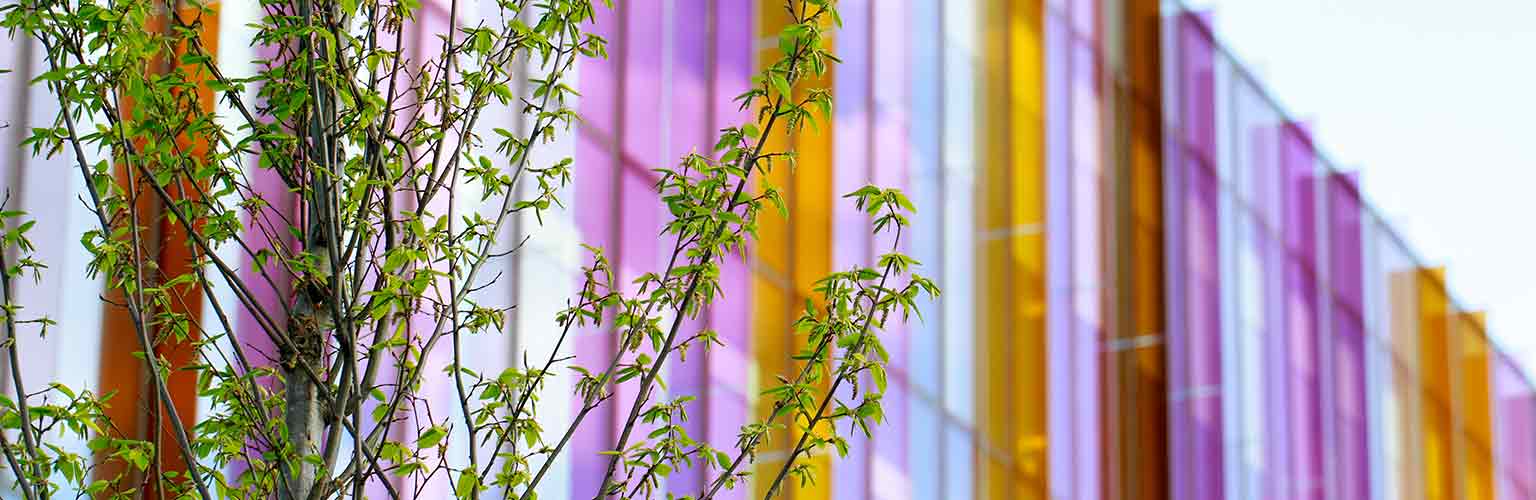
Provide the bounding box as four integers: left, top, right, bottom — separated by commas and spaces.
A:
0, 0, 935, 497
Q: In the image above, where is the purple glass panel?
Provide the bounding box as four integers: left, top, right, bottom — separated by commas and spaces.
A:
1043, 6, 1074, 498
1169, 11, 1225, 500
832, 0, 872, 497
616, 4, 665, 282
1069, 26, 1103, 500
832, 0, 873, 270
1327, 172, 1369, 499
1495, 353, 1536, 500
1252, 121, 1294, 498
1045, 2, 1102, 496
1280, 120, 1324, 500
236, 154, 295, 369
702, 2, 754, 499
666, 0, 713, 492
604, 0, 670, 495
870, 2, 910, 497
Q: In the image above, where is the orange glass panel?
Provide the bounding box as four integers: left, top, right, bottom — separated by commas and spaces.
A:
1389, 269, 1425, 500
1105, 1, 1169, 498
95, 3, 219, 491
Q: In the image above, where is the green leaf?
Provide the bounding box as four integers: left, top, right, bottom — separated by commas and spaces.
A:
475, 29, 493, 54
770, 73, 791, 98
416, 426, 448, 449
871, 364, 888, 393
455, 472, 482, 498
715, 450, 732, 469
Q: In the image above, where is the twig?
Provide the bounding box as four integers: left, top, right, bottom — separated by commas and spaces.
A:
0, 194, 42, 500
592, 3, 827, 494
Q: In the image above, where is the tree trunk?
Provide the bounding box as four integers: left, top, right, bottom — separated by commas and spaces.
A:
287, 0, 335, 497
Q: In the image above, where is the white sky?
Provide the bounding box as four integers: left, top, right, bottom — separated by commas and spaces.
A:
1187, 0, 1536, 371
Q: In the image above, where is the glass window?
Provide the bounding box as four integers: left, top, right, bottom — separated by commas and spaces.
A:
945, 425, 976, 500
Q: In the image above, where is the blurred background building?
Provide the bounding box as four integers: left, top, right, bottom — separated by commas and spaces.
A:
0, 0, 1531, 499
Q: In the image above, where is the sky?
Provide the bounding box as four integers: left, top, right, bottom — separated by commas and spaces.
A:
1186, 0, 1536, 370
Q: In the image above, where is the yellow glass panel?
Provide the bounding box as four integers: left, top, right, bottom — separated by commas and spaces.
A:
750, 270, 794, 498
788, 67, 835, 500
978, 0, 1048, 498
753, 3, 834, 498
1009, 0, 1049, 496
977, 0, 1009, 492
1418, 267, 1455, 500
1456, 311, 1494, 500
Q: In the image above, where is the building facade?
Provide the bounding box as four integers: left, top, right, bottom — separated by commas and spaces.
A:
0, 0, 1532, 499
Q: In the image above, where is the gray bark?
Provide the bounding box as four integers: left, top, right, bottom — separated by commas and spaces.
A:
287, 0, 336, 497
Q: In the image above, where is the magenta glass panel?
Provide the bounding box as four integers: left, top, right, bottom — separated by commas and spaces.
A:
1327, 172, 1370, 499
401, 6, 458, 496
1169, 11, 1225, 500
236, 32, 299, 390
237, 142, 295, 374
1279, 121, 1324, 500
607, 0, 670, 495
571, 1, 623, 496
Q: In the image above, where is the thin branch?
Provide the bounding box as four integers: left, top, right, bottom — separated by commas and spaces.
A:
760, 223, 904, 499
347, 15, 587, 492
0, 194, 43, 500
592, 7, 824, 493
0, 424, 36, 500
26, 20, 213, 494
